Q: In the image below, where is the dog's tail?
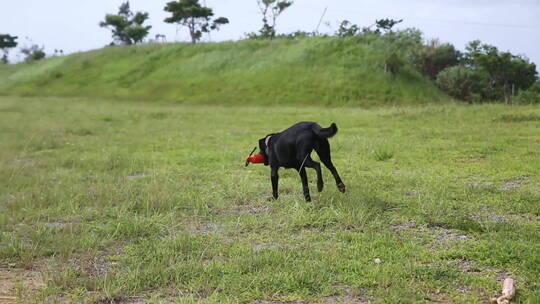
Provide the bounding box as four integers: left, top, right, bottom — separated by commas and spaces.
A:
313, 123, 338, 139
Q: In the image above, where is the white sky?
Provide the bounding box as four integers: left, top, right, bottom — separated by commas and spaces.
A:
1, 0, 539, 69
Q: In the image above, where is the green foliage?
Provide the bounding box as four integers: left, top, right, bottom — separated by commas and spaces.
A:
515, 82, 540, 104
164, 0, 229, 44
385, 52, 403, 75
374, 18, 403, 34
436, 66, 484, 101
100, 2, 152, 45
0, 37, 449, 105
336, 20, 361, 37
20, 44, 46, 62
0, 34, 18, 63
255, 0, 293, 38
464, 40, 537, 101
413, 40, 461, 79
336, 18, 405, 37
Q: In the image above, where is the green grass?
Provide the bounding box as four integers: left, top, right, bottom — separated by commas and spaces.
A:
1, 96, 539, 303
0, 37, 450, 106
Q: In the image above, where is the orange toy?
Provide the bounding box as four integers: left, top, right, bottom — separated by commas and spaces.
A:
245, 147, 266, 166
247, 153, 266, 164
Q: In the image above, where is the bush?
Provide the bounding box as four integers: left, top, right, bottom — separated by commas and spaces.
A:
413, 40, 461, 79
385, 52, 403, 75
436, 66, 485, 101
515, 82, 540, 104
20, 44, 46, 62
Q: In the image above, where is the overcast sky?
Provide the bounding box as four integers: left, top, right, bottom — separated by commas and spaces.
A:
2, 0, 539, 68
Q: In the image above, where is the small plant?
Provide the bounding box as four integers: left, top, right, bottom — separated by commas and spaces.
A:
373, 148, 394, 161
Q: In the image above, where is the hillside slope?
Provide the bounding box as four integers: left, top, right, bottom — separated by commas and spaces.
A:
0, 37, 450, 105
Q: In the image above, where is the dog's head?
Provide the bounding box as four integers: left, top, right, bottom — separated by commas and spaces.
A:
258, 134, 274, 166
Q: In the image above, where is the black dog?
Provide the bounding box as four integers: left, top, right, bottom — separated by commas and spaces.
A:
257, 122, 346, 202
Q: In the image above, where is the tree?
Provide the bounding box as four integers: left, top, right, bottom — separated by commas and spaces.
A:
464, 40, 537, 101
256, 0, 293, 39
164, 0, 229, 44
375, 18, 403, 34
0, 34, 18, 63
336, 20, 361, 37
20, 44, 46, 62
413, 39, 461, 79
100, 1, 152, 45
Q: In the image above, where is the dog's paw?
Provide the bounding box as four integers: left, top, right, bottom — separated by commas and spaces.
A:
317, 182, 324, 192
337, 183, 346, 193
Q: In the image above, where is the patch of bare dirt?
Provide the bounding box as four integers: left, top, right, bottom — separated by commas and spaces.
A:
390, 222, 417, 230
458, 156, 487, 164
499, 176, 529, 191
253, 288, 372, 304
190, 222, 222, 234
252, 242, 278, 252
432, 227, 470, 242
427, 290, 455, 304
0, 267, 45, 303
392, 222, 471, 243
126, 172, 149, 180
224, 205, 270, 216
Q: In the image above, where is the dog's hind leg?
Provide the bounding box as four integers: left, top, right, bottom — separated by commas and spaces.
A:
315, 139, 346, 193
298, 167, 311, 202
304, 157, 324, 192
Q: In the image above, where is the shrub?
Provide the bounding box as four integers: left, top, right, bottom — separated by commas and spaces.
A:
20, 44, 46, 62
385, 52, 403, 75
413, 40, 461, 79
515, 82, 540, 104
436, 66, 485, 101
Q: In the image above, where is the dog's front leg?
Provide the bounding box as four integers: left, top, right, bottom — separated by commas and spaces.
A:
299, 168, 311, 202
271, 166, 279, 199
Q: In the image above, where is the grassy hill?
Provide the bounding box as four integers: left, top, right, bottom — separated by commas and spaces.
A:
0, 37, 450, 106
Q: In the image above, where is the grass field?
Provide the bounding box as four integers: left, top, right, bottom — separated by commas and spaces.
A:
1, 96, 539, 303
